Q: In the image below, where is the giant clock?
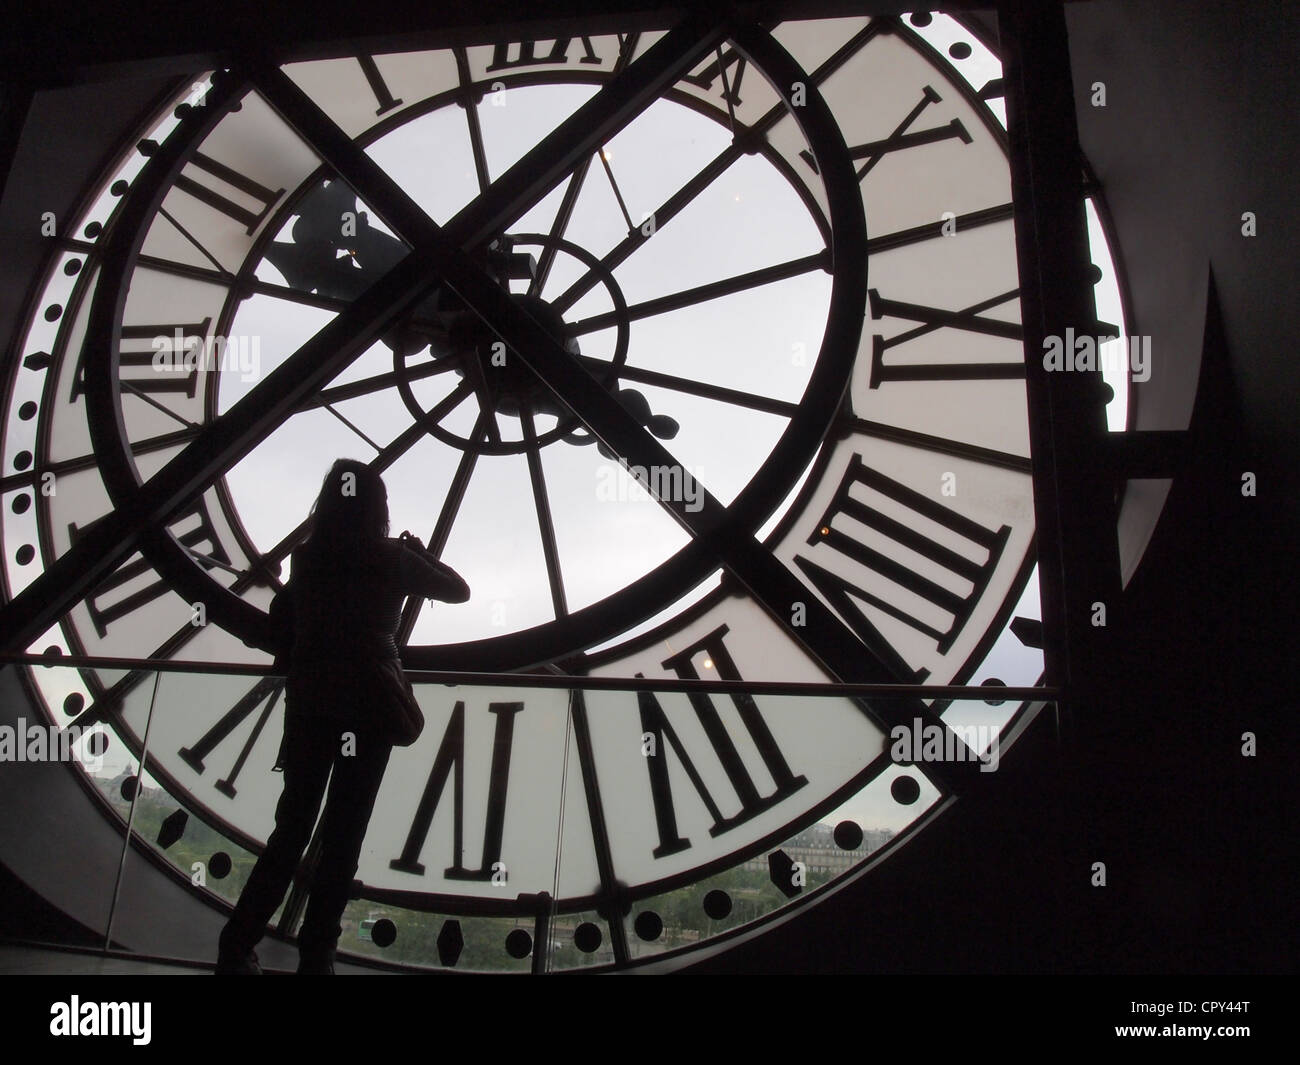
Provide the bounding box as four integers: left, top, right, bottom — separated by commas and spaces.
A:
1, 12, 1081, 970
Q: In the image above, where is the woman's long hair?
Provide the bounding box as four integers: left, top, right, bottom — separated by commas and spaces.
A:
302, 459, 390, 566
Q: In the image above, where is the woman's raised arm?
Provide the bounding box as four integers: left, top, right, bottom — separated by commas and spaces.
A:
394, 533, 470, 603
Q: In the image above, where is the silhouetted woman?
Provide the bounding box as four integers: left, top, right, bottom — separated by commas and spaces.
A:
217, 459, 469, 974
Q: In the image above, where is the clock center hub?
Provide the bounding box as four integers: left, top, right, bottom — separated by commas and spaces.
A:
389, 231, 630, 455
449, 292, 578, 415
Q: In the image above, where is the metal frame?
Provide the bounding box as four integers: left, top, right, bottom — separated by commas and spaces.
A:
998, 0, 1123, 718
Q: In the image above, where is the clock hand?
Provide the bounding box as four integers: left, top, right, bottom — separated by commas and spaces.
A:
519, 400, 568, 618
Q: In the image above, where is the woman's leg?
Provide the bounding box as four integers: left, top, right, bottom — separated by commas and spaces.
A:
220, 716, 334, 959
297, 730, 393, 966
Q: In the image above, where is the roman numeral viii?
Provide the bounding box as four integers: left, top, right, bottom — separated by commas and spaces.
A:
792, 454, 1011, 670
638, 625, 808, 859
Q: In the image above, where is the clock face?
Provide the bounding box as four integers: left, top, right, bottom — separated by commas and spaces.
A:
0, 12, 1102, 970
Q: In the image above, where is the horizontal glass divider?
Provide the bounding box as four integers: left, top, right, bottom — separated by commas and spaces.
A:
0, 652, 1058, 702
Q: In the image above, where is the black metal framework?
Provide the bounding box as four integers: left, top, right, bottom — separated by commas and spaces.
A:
998, 0, 1123, 715
9, 28, 1024, 893
0, 4, 1128, 973
2, 19, 1052, 689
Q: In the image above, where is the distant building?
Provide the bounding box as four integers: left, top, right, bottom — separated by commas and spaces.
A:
743, 823, 894, 877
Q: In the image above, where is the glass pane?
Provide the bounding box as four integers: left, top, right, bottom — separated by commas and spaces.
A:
6, 653, 1052, 969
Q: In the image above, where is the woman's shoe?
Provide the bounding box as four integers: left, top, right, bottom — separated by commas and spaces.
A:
296, 949, 335, 975
216, 926, 264, 974
215, 947, 263, 974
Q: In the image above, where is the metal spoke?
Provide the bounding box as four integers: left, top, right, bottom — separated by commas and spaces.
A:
0, 426, 200, 493
580, 359, 1035, 474
157, 205, 232, 278
605, 360, 797, 418
119, 380, 201, 430
394, 412, 491, 645
181, 545, 244, 577
530, 161, 592, 297
455, 47, 491, 193
402, 377, 475, 437
597, 147, 636, 232
308, 354, 459, 409
567, 250, 829, 335
321, 401, 382, 452
520, 402, 568, 619
460, 350, 501, 443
